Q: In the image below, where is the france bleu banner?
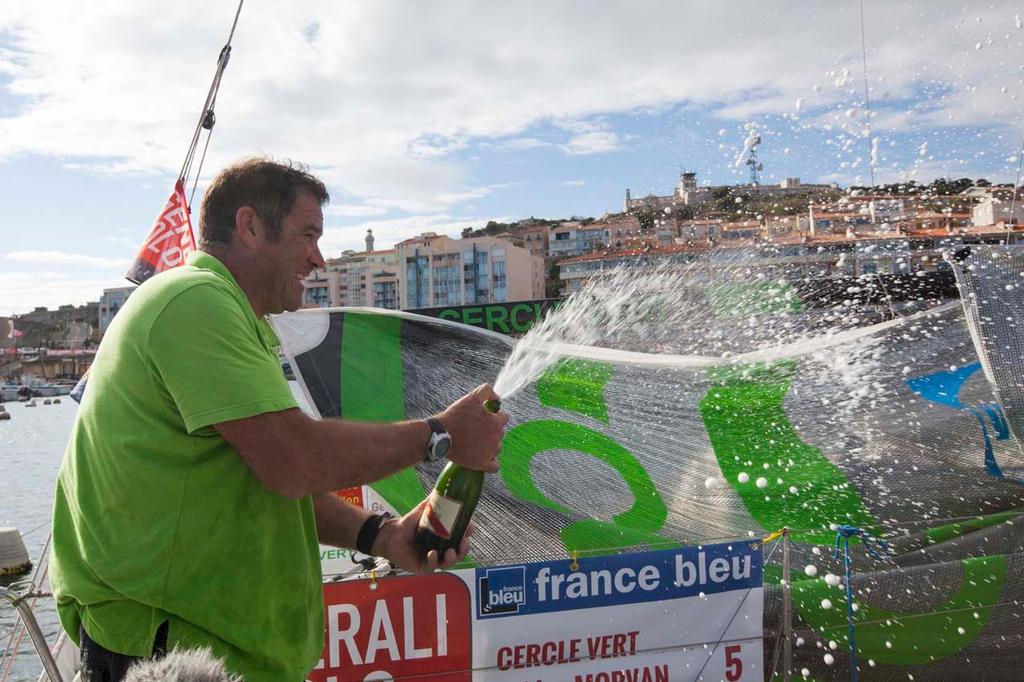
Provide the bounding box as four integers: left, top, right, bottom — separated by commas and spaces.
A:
310, 541, 764, 681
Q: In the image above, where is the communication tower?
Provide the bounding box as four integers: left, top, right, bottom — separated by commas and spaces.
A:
745, 137, 763, 186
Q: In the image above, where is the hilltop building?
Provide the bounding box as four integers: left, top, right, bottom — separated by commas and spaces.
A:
625, 170, 836, 212
12, 302, 100, 349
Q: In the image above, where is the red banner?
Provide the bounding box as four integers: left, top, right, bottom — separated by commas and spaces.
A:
333, 487, 364, 508
126, 179, 196, 284
311, 573, 472, 682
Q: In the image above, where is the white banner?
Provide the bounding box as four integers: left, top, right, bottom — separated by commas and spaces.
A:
311, 540, 763, 681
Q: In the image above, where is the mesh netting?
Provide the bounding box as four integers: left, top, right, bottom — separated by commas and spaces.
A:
272, 247, 1024, 680
952, 244, 1024, 461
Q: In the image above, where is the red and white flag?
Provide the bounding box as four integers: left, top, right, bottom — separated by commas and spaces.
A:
125, 179, 196, 284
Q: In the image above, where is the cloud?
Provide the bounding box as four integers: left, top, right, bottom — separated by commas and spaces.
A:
0, 270, 126, 313
408, 134, 470, 159
4, 250, 130, 269
561, 131, 621, 155
562, 179, 586, 186
480, 137, 552, 152
325, 203, 391, 218
2, 1, 1020, 209
553, 119, 606, 135
817, 155, 1001, 187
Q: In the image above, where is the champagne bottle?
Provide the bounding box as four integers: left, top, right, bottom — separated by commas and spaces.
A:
415, 399, 500, 557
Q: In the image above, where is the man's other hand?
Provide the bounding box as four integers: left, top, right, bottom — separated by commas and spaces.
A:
374, 498, 475, 573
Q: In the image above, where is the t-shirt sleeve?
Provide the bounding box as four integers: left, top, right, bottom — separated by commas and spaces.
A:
148, 282, 299, 434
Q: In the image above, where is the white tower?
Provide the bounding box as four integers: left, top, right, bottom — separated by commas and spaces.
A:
365, 228, 375, 253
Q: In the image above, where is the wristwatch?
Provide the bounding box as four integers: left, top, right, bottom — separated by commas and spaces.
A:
424, 417, 452, 462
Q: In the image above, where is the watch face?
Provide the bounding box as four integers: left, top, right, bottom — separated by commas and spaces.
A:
433, 435, 451, 459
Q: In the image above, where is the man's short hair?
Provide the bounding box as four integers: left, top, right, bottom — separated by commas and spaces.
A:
199, 157, 329, 248
123, 648, 243, 682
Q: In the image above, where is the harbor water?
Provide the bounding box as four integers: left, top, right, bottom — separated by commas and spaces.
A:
0, 397, 74, 682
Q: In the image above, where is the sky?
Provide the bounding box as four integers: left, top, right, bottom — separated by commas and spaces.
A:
0, 0, 1022, 314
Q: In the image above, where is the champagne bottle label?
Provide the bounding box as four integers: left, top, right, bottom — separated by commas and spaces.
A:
418, 490, 463, 539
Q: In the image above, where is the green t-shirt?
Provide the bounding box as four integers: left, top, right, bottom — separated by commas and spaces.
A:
50, 252, 323, 682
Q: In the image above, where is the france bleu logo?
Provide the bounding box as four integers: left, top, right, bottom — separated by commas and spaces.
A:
478, 566, 526, 616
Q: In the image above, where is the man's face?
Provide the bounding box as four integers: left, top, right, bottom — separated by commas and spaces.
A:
257, 189, 325, 315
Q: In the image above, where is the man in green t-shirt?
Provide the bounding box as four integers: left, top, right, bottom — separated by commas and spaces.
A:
50, 158, 507, 682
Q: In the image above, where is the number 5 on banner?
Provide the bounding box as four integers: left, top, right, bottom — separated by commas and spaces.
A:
724, 644, 743, 681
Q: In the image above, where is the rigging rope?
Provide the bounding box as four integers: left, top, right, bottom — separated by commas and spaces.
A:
832, 525, 891, 682
0, 532, 53, 682
179, 0, 245, 206
858, 0, 875, 190
1008, 130, 1024, 234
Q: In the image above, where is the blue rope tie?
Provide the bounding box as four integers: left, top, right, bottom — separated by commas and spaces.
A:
832, 525, 890, 682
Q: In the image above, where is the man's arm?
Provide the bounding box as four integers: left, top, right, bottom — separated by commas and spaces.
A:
311, 493, 373, 549
214, 383, 506, 499
312, 493, 472, 573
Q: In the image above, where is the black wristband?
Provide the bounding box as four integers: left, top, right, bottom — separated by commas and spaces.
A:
356, 512, 393, 556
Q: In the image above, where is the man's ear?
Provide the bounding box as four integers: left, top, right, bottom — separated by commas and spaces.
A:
234, 206, 261, 249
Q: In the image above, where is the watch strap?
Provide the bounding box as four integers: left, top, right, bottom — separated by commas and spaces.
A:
356, 512, 393, 556
425, 417, 446, 437
424, 417, 448, 462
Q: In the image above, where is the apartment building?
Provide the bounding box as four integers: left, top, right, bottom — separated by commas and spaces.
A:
520, 224, 550, 260
99, 286, 136, 332
972, 192, 1024, 227
396, 232, 544, 310
548, 221, 588, 260
303, 248, 401, 309
302, 265, 341, 307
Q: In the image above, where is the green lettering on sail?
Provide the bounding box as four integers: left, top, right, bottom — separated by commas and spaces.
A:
699, 362, 875, 544
340, 313, 425, 514
500, 420, 676, 556
924, 510, 1021, 546
536, 359, 615, 424
793, 555, 1006, 664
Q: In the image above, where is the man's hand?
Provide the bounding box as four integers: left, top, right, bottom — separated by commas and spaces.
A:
436, 384, 508, 473
373, 499, 474, 573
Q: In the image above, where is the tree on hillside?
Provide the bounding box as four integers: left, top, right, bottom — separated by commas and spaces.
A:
930, 177, 975, 195
545, 262, 561, 298
635, 208, 657, 231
